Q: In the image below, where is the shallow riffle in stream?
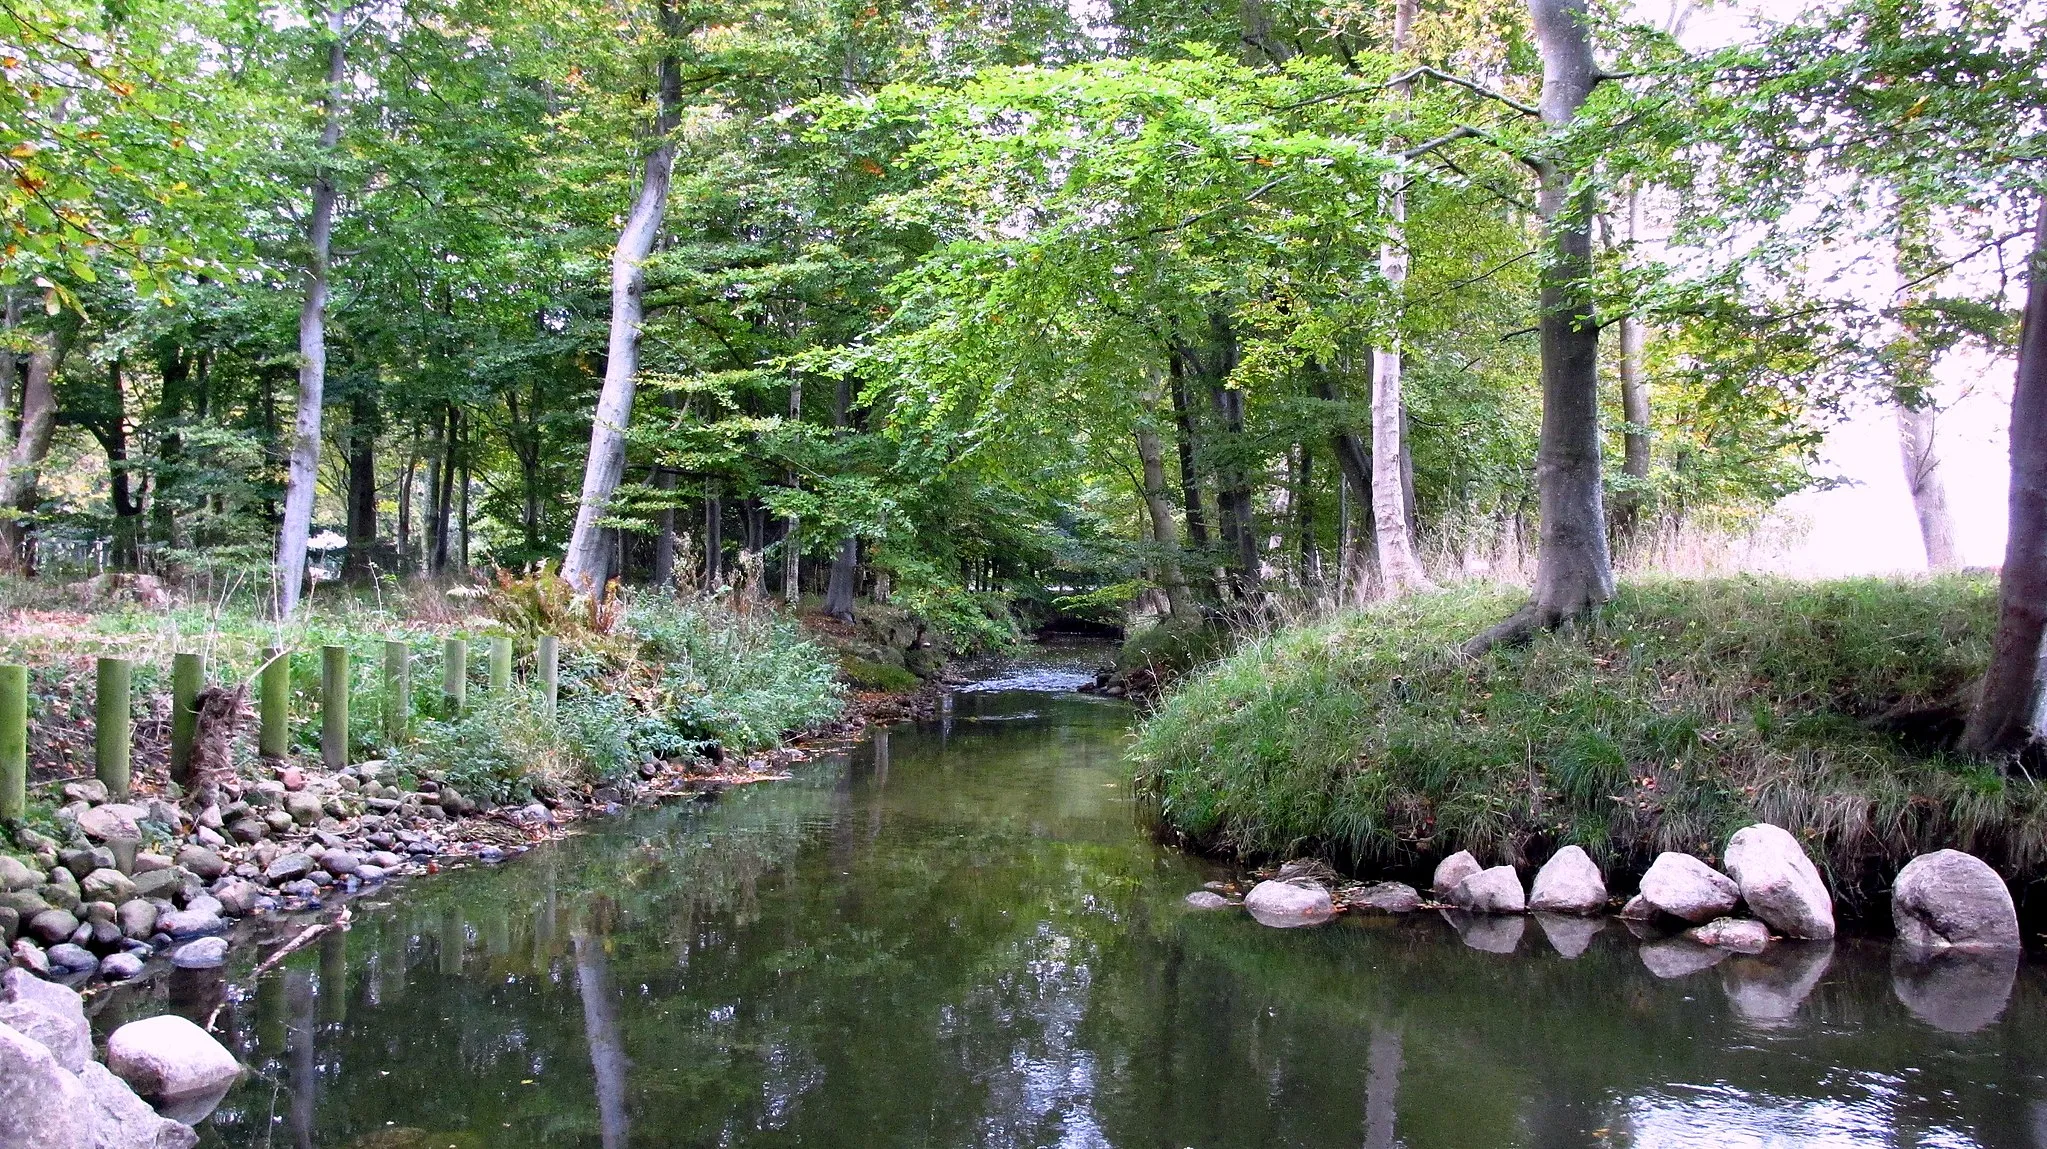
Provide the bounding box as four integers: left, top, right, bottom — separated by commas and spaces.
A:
93, 670, 2047, 1148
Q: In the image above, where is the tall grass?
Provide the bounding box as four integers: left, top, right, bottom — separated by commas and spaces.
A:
1131, 575, 2039, 896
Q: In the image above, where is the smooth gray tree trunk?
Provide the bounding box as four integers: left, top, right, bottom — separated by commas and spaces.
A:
1962, 200, 2047, 756
563, 39, 683, 595
1615, 187, 1651, 542
1897, 402, 1959, 571
275, 6, 346, 617
1137, 369, 1198, 623
1467, 0, 1614, 653
1372, 0, 1430, 593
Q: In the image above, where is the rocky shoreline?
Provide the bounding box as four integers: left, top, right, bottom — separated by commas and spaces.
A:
1189, 824, 2027, 1029
2, 677, 956, 992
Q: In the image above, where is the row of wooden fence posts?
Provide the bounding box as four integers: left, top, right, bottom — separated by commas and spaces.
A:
0, 635, 561, 820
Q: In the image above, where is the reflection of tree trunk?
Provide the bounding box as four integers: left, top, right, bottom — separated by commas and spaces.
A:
1364, 1024, 1402, 1149
572, 930, 632, 1149
1897, 403, 1959, 571
286, 970, 317, 1149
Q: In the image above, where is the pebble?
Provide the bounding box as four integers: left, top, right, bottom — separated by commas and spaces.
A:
46, 943, 98, 972
100, 952, 145, 980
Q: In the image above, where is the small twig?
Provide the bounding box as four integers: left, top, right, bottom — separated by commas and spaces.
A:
207, 906, 354, 1031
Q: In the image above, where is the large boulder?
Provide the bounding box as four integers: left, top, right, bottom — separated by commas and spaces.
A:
78, 1061, 198, 1149
174, 848, 226, 882
1638, 853, 1739, 923
106, 1016, 241, 1103
264, 853, 316, 885
0, 967, 90, 1071
76, 805, 144, 844
1687, 917, 1770, 954
81, 869, 137, 904
1450, 866, 1526, 914
1431, 851, 1483, 900
29, 908, 80, 944
1350, 882, 1422, 914
1243, 881, 1334, 927
1527, 846, 1606, 914
0, 1022, 92, 1149
153, 907, 224, 939
1891, 850, 2020, 952
1723, 824, 1835, 940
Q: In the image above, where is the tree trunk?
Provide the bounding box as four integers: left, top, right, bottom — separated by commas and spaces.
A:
1372, 0, 1430, 594
397, 442, 417, 571
651, 468, 677, 587
1897, 402, 1959, 572
458, 427, 470, 570
1167, 355, 1209, 548
0, 291, 20, 456
824, 536, 858, 620
1613, 186, 1652, 543
0, 327, 72, 573
430, 407, 455, 575
1308, 359, 1380, 590
343, 394, 376, 581
1136, 369, 1198, 623
96, 358, 143, 571
562, 13, 684, 595
1296, 443, 1317, 580
1467, 0, 1614, 654
1203, 330, 1262, 594
703, 479, 722, 588
276, 4, 347, 617
1961, 201, 2047, 756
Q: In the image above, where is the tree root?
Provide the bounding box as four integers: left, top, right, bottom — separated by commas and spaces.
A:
1458, 602, 1545, 659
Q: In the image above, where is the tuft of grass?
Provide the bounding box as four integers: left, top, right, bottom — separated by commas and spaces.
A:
1131, 575, 2033, 894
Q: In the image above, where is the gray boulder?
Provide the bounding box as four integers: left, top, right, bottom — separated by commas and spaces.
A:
1527, 846, 1606, 914
153, 908, 223, 939
78, 1061, 198, 1149
1184, 891, 1231, 909
77, 804, 144, 843
0, 1021, 92, 1149
46, 943, 97, 973
318, 850, 361, 877
99, 952, 145, 982
12, 938, 50, 976
1891, 850, 2020, 952
81, 869, 136, 904
0, 967, 90, 1071
1450, 866, 1526, 914
1724, 823, 1834, 940
107, 1015, 242, 1102
174, 848, 226, 882
117, 900, 159, 941
1638, 853, 1740, 923
1687, 917, 1770, 954
171, 938, 227, 970
30, 908, 80, 944
1431, 851, 1482, 899
264, 853, 315, 885
1243, 881, 1335, 927
211, 879, 262, 916
1350, 882, 1422, 914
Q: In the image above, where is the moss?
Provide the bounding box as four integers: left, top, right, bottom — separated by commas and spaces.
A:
841, 655, 922, 694
1115, 619, 1231, 679
1131, 575, 2033, 892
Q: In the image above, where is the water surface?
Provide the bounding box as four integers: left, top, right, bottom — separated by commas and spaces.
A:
101, 663, 2047, 1147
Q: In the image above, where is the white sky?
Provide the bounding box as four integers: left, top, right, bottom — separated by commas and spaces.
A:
1641, 0, 2016, 577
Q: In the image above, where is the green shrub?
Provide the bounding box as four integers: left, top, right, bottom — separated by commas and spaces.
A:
1132, 576, 2027, 890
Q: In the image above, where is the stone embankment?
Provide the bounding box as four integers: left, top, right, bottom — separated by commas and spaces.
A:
1185, 824, 2026, 1030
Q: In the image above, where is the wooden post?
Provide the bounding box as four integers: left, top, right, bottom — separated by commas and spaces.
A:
321, 644, 349, 771
259, 647, 290, 760
489, 635, 513, 692
383, 640, 410, 743
95, 656, 131, 800
538, 635, 559, 720
0, 664, 25, 823
169, 651, 204, 787
442, 638, 467, 716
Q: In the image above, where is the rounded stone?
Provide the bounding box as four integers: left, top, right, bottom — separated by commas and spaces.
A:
171, 937, 229, 969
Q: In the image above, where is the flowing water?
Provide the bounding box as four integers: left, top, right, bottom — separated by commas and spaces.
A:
98, 651, 2047, 1148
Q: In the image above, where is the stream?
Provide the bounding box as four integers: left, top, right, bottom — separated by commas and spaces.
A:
95, 650, 2047, 1147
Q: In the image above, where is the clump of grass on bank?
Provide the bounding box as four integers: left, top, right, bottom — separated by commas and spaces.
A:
1132, 576, 2034, 892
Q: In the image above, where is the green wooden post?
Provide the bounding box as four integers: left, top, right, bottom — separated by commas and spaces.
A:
259, 647, 289, 760
169, 652, 204, 787
383, 640, 410, 743
95, 656, 131, 800
537, 635, 559, 720
0, 664, 25, 823
321, 645, 349, 771
488, 636, 513, 692
442, 638, 467, 716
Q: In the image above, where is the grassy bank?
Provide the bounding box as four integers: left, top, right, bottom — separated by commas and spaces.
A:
1132, 576, 2037, 895
0, 576, 845, 823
